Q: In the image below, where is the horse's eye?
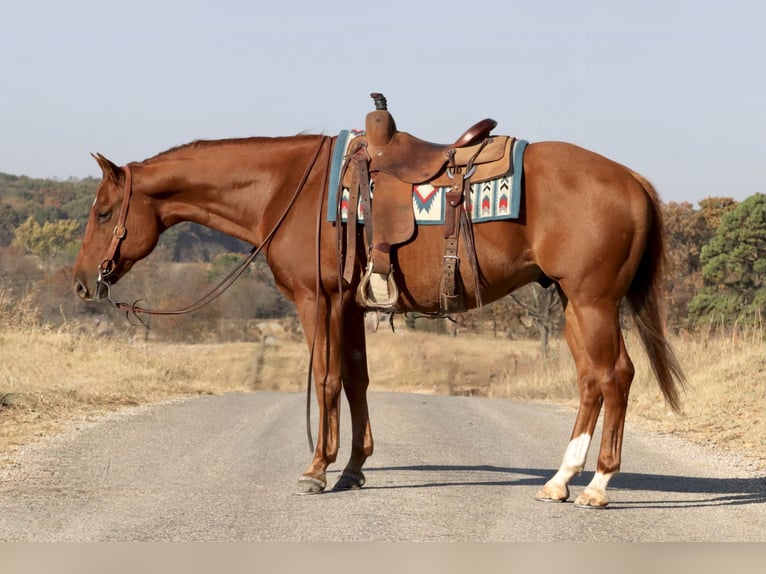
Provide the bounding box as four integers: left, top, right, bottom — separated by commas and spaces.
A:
96, 210, 112, 224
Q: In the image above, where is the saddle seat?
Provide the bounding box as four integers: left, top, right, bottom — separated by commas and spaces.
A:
360, 93, 498, 184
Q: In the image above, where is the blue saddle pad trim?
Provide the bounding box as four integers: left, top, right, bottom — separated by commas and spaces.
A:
327, 129, 360, 221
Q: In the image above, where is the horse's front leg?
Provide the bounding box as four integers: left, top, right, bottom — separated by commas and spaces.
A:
295, 292, 344, 494
333, 304, 373, 490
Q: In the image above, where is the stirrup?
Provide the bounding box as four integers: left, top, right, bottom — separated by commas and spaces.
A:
356, 262, 399, 309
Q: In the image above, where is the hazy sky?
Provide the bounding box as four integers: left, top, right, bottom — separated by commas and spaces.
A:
1, 0, 764, 205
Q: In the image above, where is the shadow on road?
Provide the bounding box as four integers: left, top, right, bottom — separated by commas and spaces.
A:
348, 464, 766, 509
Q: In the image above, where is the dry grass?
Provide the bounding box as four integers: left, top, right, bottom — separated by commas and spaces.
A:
0, 329, 256, 461
626, 328, 765, 463
1, 320, 763, 469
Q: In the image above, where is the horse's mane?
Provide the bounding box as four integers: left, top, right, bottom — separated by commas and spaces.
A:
146, 133, 321, 162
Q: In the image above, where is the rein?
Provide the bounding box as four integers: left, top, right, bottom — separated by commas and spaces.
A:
97, 136, 331, 321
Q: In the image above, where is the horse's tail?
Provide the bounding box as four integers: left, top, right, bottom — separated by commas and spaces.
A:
626, 170, 687, 412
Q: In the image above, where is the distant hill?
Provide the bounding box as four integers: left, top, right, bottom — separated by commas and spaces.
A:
0, 172, 249, 261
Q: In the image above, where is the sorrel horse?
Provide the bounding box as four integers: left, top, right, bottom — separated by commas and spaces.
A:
72, 111, 685, 508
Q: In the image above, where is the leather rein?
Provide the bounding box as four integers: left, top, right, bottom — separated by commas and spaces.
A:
96, 136, 330, 322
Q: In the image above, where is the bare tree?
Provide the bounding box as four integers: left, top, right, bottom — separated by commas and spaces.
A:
510, 283, 562, 357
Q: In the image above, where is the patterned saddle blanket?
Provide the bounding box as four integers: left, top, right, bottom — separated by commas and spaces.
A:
327, 129, 528, 225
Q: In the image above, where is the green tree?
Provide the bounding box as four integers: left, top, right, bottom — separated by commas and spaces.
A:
689, 194, 766, 325
12, 216, 81, 265
0, 204, 22, 247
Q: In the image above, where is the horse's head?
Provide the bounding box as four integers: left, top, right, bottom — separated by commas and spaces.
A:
73, 153, 161, 302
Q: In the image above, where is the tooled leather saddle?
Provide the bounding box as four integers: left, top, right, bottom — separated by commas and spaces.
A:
339, 93, 516, 313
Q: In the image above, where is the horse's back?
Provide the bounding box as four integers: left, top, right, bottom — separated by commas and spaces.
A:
522, 141, 656, 298
523, 141, 652, 218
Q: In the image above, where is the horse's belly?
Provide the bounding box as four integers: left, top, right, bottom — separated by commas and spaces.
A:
393, 221, 535, 312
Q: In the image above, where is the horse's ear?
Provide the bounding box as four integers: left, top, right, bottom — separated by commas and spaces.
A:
91, 152, 123, 183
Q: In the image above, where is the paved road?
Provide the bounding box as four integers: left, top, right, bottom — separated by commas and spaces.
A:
1, 392, 764, 541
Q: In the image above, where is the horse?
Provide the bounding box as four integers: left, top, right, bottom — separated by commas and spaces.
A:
72, 115, 685, 508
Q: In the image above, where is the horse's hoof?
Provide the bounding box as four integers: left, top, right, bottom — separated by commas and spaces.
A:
295, 475, 326, 495
333, 471, 366, 491
534, 481, 569, 503
574, 487, 609, 508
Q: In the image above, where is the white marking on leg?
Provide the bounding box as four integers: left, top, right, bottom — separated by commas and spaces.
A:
586, 471, 613, 493
574, 470, 615, 507
551, 433, 592, 486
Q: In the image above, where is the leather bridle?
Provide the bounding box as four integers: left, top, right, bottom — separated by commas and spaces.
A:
97, 163, 133, 283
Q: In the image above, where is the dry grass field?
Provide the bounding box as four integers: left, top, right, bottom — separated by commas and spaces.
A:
1, 316, 763, 469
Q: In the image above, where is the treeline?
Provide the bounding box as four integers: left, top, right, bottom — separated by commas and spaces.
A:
1, 172, 764, 343
0, 173, 249, 263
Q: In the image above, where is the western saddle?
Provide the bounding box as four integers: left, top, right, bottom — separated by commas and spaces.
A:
340, 93, 515, 313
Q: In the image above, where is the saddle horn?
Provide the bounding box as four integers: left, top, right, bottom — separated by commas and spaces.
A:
366, 93, 395, 146
370, 92, 387, 110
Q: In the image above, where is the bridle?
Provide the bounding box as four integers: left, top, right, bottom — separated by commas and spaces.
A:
97, 164, 132, 282
95, 136, 331, 321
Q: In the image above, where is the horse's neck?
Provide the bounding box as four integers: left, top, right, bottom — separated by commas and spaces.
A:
137, 136, 325, 245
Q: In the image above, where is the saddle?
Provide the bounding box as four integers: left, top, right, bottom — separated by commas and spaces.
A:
340, 93, 515, 313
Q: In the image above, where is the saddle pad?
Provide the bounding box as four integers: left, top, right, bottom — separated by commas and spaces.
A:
327, 129, 528, 225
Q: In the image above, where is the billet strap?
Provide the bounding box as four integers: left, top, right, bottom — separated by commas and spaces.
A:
439, 139, 490, 313
439, 235, 463, 312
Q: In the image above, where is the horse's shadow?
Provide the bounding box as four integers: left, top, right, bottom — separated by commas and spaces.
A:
329, 464, 766, 509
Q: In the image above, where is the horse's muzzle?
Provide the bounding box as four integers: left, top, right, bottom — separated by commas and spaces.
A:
73, 278, 109, 302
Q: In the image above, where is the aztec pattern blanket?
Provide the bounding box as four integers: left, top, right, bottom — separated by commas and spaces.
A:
327, 129, 527, 225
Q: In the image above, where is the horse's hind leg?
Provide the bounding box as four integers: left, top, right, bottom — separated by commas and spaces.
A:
576, 313, 634, 508
333, 305, 374, 490
536, 299, 634, 508
535, 301, 601, 503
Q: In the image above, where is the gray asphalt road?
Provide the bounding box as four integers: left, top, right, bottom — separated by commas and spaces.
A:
1, 392, 764, 541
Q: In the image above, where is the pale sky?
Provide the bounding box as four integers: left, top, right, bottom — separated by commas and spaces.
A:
1, 0, 764, 205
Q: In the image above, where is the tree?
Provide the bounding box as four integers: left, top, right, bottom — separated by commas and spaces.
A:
12, 216, 81, 266
0, 204, 22, 247
689, 194, 766, 325
697, 196, 738, 230
509, 283, 563, 356
661, 199, 733, 329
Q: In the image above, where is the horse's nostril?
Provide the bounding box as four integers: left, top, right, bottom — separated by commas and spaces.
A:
74, 280, 90, 300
